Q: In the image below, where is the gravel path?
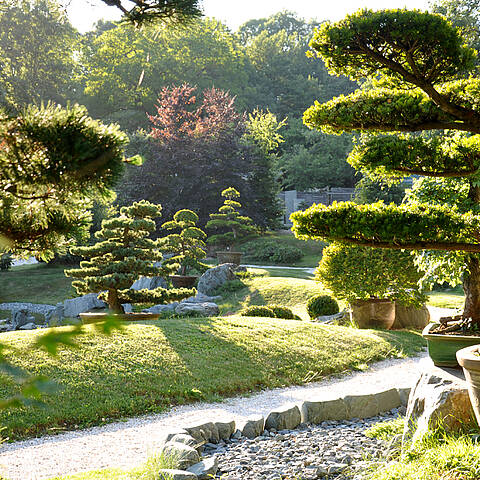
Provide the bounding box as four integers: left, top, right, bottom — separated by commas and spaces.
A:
0, 352, 429, 480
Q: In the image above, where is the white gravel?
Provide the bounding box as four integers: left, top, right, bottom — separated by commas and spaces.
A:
0, 351, 429, 480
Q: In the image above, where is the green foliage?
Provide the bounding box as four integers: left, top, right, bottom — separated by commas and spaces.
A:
355, 177, 406, 205
240, 304, 299, 319
206, 188, 256, 248
0, 253, 12, 271
306, 294, 339, 318
241, 238, 303, 264
316, 243, 427, 306
161, 209, 208, 276
0, 0, 77, 109
66, 201, 194, 312
364, 417, 405, 440
0, 103, 132, 260
309, 9, 476, 84
214, 279, 246, 295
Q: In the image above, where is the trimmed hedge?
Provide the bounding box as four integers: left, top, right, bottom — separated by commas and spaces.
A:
242, 239, 303, 264
241, 304, 300, 320
307, 294, 339, 319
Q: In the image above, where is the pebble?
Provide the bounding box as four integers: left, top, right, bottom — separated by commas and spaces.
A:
208, 412, 398, 480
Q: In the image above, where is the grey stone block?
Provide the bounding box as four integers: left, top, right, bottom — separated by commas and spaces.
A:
265, 405, 301, 431
240, 416, 264, 439
161, 442, 200, 470
214, 420, 235, 440
397, 387, 411, 407
344, 394, 379, 419
175, 302, 220, 317
376, 388, 401, 413
186, 422, 219, 444
63, 293, 106, 317
300, 398, 348, 423
187, 457, 219, 479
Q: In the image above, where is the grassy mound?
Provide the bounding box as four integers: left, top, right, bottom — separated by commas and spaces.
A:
0, 317, 424, 441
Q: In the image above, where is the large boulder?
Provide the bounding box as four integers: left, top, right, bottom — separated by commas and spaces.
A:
404, 363, 474, 444
144, 303, 179, 314
392, 304, 430, 330
175, 302, 220, 317
11, 309, 35, 330
197, 264, 237, 295
63, 293, 106, 318
131, 276, 167, 290
46, 304, 65, 326
161, 442, 201, 470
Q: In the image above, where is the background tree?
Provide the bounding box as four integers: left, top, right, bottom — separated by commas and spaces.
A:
119, 84, 282, 227
161, 209, 208, 276
206, 188, 256, 249
66, 201, 193, 313
0, 0, 77, 110
292, 9, 480, 320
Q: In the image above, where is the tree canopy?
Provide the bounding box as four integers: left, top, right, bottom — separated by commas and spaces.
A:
291, 8, 480, 319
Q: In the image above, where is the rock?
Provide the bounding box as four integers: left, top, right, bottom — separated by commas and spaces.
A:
46, 304, 64, 326
392, 304, 430, 330
186, 423, 220, 444
197, 264, 236, 295
300, 399, 348, 424
0, 319, 11, 332
157, 429, 190, 445
397, 387, 411, 407
215, 421, 236, 440
187, 457, 219, 479
376, 388, 401, 413
63, 294, 106, 318
240, 416, 264, 439
131, 276, 167, 290
169, 433, 198, 448
175, 302, 220, 317
265, 406, 301, 431
161, 442, 201, 470
344, 394, 379, 419
11, 309, 35, 330
157, 469, 197, 480
404, 363, 474, 443
144, 303, 179, 314
182, 293, 223, 304
19, 322, 36, 330
122, 303, 133, 313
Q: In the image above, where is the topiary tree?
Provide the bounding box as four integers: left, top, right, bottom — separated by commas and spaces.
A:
291, 8, 480, 322
316, 243, 427, 307
206, 187, 256, 249
66, 201, 194, 313
160, 209, 209, 276
306, 294, 339, 319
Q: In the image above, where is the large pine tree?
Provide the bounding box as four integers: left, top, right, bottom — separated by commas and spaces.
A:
291, 9, 480, 321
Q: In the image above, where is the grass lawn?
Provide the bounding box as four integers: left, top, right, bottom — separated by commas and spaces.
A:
0, 317, 424, 441
427, 285, 464, 310
0, 263, 74, 305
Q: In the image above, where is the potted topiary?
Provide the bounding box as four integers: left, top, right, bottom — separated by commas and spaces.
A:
160, 209, 209, 288
315, 243, 428, 330
65, 201, 195, 322
206, 187, 256, 265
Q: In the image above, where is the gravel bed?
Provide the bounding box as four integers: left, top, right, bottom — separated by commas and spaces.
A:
206, 412, 399, 480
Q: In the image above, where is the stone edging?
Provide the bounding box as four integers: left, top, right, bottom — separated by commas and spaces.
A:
157, 387, 410, 479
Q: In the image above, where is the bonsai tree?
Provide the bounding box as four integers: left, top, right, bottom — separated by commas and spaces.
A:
66, 201, 194, 313
160, 209, 209, 276
316, 243, 427, 307
206, 187, 256, 250
291, 9, 480, 323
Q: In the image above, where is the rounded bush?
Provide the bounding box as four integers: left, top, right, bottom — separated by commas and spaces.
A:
268, 304, 297, 320
241, 305, 276, 317
307, 294, 339, 319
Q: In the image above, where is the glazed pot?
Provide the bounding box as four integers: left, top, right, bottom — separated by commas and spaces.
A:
79, 312, 160, 324
423, 323, 480, 367
169, 275, 198, 288
217, 251, 243, 265
457, 344, 480, 425
350, 298, 395, 330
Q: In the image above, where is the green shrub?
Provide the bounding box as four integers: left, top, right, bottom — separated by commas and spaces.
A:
242, 239, 303, 264
316, 243, 427, 306
241, 305, 276, 317
0, 253, 13, 271
268, 304, 297, 319
307, 294, 339, 319
215, 279, 246, 295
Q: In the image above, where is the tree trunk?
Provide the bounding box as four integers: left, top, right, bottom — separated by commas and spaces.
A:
107, 288, 124, 314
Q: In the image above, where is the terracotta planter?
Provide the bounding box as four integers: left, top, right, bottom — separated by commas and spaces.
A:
217, 251, 243, 265
423, 323, 480, 367
350, 298, 395, 329
457, 345, 480, 425
79, 312, 160, 324
169, 275, 198, 288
